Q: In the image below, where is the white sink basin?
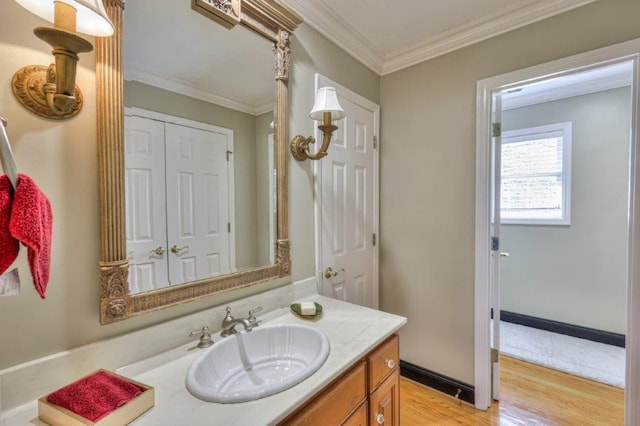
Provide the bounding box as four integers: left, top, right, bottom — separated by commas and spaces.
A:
185, 323, 330, 403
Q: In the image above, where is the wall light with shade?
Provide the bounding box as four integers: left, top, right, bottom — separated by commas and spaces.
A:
11, 0, 114, 119
291, 86, 346, 161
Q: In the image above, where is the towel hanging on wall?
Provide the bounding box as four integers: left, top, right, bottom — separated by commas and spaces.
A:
0, 117, 53, 298
9, 174, 53, 299
0, 176, 19, 274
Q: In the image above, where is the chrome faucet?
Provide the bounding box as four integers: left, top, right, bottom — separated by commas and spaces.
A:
220, 306, 253, 337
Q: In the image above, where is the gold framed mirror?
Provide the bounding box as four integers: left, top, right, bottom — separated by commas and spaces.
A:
96, 0, 301, 324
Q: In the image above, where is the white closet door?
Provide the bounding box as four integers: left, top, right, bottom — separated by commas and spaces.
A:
124, 115, 169, 292
165, 123, 231, 284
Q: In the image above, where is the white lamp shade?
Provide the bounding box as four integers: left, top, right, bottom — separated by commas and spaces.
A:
309, 87, 346, 121
15, 0, 114, 36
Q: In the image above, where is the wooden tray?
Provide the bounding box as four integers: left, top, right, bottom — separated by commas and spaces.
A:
38, 369, 154, 426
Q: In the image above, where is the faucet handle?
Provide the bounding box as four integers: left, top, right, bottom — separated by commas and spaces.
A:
248, 307, 263, 327
189, 326, 214, 348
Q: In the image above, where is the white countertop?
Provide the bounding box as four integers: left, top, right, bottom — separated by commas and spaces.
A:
2, 295, 406, 426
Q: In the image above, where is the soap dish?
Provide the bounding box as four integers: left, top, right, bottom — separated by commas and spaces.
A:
290, 302, 323, 319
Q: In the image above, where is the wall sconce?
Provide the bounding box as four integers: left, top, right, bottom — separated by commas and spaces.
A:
12, 0, 114, 119
291, 87, 346, 161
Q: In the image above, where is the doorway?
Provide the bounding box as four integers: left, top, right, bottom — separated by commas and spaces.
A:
496, 63, 631, 394
474, 39, 640, 425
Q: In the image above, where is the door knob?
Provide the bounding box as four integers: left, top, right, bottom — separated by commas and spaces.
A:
150, 246, 165, 256
171, 245, 189, 254
491, 252, 510, 257
324, 267, 344, 279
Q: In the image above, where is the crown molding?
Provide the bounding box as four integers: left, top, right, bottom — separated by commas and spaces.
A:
125, 67, 264, 116
280, 0, 598, 76
278, 0, 385, 74
382, 0, 598, 75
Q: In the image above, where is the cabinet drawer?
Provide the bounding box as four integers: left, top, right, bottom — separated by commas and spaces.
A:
367, 335, 399, 392
283, 362, 366, 425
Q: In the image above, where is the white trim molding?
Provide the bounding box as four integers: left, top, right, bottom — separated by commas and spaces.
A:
125, 67, 270, 116
475, 38, 640, 425
280, 0, 597, 76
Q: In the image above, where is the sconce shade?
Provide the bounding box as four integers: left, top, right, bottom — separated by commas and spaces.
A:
15, 0, 114, 36
309, 87, 346, 121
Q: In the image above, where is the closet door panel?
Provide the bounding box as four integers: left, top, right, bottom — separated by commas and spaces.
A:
165, 123, 232, 284
124, 115, 169, 292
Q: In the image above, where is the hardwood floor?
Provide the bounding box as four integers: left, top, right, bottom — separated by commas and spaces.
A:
400, 356, 624, 425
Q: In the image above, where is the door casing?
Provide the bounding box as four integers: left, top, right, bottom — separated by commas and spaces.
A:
475, 38, 640, 425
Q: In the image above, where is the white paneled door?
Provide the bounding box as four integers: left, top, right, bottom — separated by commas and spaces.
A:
125, 115, 169, 293
318, 75, 380, 309
125, 108, 234, 291
165, 123, 232, 283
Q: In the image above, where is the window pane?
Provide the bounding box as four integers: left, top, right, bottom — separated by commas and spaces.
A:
501, 175, 563, 220
502, 137, 562, 177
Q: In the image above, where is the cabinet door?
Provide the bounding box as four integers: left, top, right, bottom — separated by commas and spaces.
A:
369, 369, 400, 426
343, 402, 367, 426
282, 362, 366, 425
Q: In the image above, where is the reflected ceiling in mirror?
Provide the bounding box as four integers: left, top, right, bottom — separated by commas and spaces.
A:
123, 0, 275, 115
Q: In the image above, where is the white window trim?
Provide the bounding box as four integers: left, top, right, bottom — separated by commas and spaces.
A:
501, 121, 572, 226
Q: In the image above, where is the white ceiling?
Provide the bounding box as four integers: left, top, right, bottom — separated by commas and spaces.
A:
280, 0, 598, 75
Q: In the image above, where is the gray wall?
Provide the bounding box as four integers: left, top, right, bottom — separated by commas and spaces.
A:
0, 2, 379, 370
380, 1, 640, 384
501, 87, 631, 335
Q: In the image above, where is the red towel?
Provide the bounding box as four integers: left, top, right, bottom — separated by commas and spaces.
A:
46, 371, 145, 422
0, 175, 19, 274
9, 173, 52, 299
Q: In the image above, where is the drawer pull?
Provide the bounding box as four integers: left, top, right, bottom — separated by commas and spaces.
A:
376, 413, 385, 424
385, 359, 395, 369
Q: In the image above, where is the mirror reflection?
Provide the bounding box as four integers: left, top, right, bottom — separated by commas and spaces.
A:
123, 0, 276, 294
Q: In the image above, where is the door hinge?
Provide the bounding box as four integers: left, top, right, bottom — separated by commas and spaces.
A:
226, 150, 233, 161
492, 122, 501, 138
491, 348, 500, 363
373, 136, 378, 149
228, 222, 231, 233
491, 236, 499, 251
373, 233, 377, 246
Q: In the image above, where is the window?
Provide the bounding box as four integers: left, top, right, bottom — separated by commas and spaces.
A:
500, 122, 572, 225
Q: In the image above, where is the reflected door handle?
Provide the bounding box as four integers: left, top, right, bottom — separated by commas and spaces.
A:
171, 245, 189, 254
491, 252, 510, 257
324, 267, 345, 279
150, 246, 165, 256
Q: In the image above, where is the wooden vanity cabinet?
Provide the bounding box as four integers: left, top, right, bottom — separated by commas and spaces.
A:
281, 334, 400, 426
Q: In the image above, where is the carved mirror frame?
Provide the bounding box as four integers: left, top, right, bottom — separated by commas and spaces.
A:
96, 0, 301, 324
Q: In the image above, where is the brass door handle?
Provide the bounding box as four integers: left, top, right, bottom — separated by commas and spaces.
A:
150, 246, 165, 256
171, 245, 189, 254
324, 267, 345, 279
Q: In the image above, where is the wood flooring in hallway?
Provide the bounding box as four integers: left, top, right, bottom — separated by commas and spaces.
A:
400, 355, 624, 425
